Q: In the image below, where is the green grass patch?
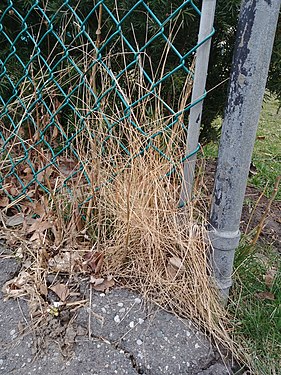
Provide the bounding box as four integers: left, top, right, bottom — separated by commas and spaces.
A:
202, 96, 281, 200
229, 245, 281, 374
203, 97, 281, 372
251, 98, 281, 200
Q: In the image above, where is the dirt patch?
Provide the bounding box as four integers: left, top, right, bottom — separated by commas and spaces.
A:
203, 160, 281, 250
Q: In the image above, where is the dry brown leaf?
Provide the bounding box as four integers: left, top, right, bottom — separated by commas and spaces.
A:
49, 283, 70, 302
58, 157, 77, 177
255, 291, 275, 301
6, 213, 25, 227
90, 276, 104, 286
39, 283, 48, 297
90, 275, 115, 292
48, 251, 81, 272
84, 251, 104, 274
264, 268, 277, 289
169, 256, 184, 270
34, 202, 46, 217
23, 167, 32, 174
0, 196, 9, 207
2, 271, 31, 298
9, 187, 19, 196
27, 219, 53, 234
166, 264, 178, 280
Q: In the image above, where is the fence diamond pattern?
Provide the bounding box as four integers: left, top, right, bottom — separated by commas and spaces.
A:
0, 1, 210, 206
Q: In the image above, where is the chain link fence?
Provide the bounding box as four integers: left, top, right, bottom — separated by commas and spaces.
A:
0, 1, 212, 208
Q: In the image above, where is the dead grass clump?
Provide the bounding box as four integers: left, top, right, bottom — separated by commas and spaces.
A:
83, 153, 229, 341
0, 4, 240, 366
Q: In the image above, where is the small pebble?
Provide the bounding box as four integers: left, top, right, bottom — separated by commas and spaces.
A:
134, 297, 141, 304
10, 329, 16, 336
117, 302, 124, 307
129, 321, 134, 328
119, 308, 126, 313
138, 318, 144, 324
195, 343, 200, 349
114, 315, 121, 323
136, 339, 143, 345
101, 307, 107, 313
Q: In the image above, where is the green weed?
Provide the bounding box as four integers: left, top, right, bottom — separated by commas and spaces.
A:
229, 245, 281, 374
203, 96, 281, 200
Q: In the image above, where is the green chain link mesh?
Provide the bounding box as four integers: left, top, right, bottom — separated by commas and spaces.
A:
0, 1, 212, 208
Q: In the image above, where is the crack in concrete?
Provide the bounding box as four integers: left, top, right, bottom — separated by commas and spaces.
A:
114, 342, 146, 375
86, 331, 146, 374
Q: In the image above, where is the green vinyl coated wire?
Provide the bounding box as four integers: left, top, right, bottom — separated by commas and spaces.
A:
0, 1, 213, 206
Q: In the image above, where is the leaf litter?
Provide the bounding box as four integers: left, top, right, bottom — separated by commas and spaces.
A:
0, 148, 241, 367
0, 201, 110, 358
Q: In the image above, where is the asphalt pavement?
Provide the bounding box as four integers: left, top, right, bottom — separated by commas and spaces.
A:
0, 251, 235, 375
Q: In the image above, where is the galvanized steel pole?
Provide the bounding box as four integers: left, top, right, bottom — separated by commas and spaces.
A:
180, 0, 217, 205
209, 0, 281, 300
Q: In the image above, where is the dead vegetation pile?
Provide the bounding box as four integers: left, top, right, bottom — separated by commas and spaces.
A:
0, 9, 242, 368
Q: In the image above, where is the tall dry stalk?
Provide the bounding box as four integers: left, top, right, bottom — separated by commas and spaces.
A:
0, 4, 246, 369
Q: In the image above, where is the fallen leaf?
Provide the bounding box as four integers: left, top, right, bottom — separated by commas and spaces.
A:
90, 275, 115, 292
9, 187, 19, 196
48, 251, 81, 272
0, 196, 9, 207
6, 213, 25, 227
49, 283, 70, 302
169, 256, 184, 270
90, 276, 105, 286
33, 202, 46, 217
255, 291, 275, 301
264, 268, 277, 289
2, 271, 31, 299
166, 264, 178, 280
23, 167, 32, 174
39, 283, 48, 297
58, 157, 77, 177
84, 251, 104, 274
15, 247, 24, 259
27, 219, 53, 234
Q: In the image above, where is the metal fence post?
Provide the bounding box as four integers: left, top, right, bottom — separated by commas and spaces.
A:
209, 0, 281, 301
180, 0, 217, 205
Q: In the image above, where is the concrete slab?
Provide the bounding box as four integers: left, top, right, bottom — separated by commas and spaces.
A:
0, 251, 233, 375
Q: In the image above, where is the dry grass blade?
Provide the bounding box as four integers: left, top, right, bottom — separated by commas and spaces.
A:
0, 7, 244, 370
